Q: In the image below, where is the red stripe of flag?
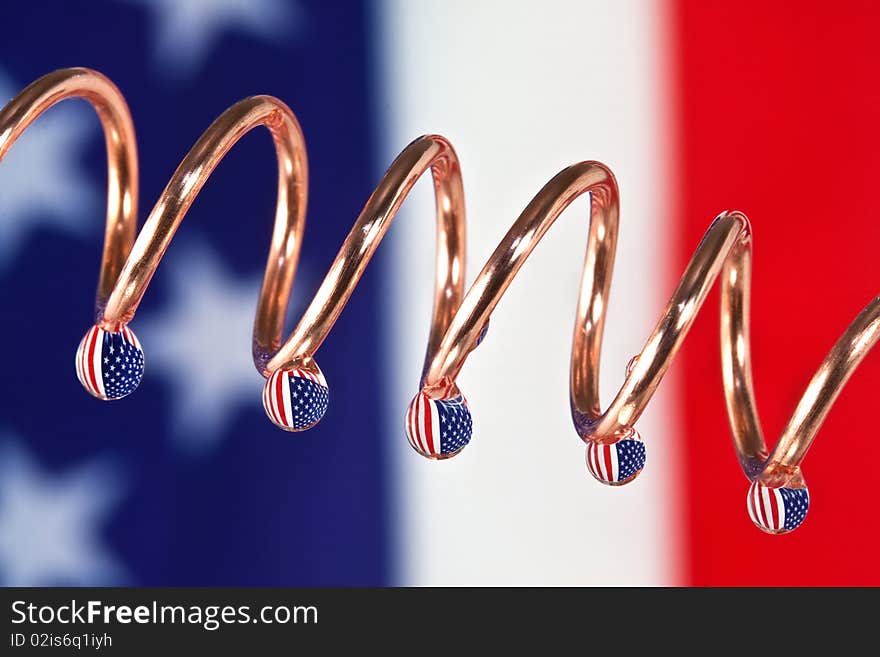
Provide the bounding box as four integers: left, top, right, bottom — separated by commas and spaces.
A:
415, 394, 424, 453
406, 402, 416, 447
422, 395, 434, 455
672, 0, 880, 584
274, 370, 288, 427
86, 326, 100, 396
754, 486, 767, 531
767, 488, 780, 531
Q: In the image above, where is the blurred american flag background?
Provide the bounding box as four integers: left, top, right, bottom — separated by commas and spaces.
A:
0, 0, 878, 586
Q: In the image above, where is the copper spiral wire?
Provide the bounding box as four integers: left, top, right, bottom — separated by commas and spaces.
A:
0, 67, 138, 315
3, 68, 878, 535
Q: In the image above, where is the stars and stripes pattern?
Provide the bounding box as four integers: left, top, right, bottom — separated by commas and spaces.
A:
75, 324, 144, 400
262, 367, 329, 431
405, 391, 473, 458
585, 432, 646, 485
747, 481, 809, 534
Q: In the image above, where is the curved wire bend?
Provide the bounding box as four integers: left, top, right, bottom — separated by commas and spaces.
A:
271, 154, 877, 533
268, 135, 466, 375
260, 135, 466, 431
5, 70, 875, 533
0, 67, 138, 314
69, 91, 309, 402
418, 162, 879, 532
100, 94, 308, 375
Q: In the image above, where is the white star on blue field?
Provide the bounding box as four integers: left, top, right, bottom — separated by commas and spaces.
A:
0, 437, 128, 586
0, 70, 100, 268
138, 241, 311, 452
0, 0, 387, 586
120, 0, 306, 78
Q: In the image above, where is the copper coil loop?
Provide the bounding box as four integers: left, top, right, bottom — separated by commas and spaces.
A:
3, 68, 877, 535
